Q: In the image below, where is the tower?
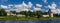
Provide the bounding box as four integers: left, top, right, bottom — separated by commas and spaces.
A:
48, 9, 53, 17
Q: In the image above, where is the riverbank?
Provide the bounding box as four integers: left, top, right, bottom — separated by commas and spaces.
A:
0, 16, 59, 20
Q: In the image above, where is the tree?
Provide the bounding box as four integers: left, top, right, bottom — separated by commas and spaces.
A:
20, 11, 43, 18
0, 8, 7, 16
36, 11, 43, 18
20, 11, 28, 17
10, 11, 16, 14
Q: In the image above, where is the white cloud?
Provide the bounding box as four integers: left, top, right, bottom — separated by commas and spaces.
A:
8, 4, 13, 6
7, 4, 14, 8
22, 9, 29, 11
5, 10, 10, 12
3, 1, 43, 12
14, 1, 32, 12
15, 1, 28, 8
48, 2, 57, 9
14, 4, 22, 8
36, 4, 42, 7
1, 5, 7, 9
34, 7, 41, 11
28, 2, 33, 8
14, 1, 28, 9
46, 9, 60, 14
14, 1, 29, 12
45, 9, 60, 14
10, 9, 16, 11
51, 9, 60, 14
42, 0, 48, 3
34, 8, 41, 11
0, 1, 32, 12
14, 4, 29, 12
15, 8, 29, 12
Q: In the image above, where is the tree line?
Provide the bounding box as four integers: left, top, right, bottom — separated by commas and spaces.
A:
0, 8, 60, 18
20, 11, 43, 18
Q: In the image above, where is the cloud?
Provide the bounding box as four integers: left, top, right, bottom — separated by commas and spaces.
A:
14, 1, 34, 12
45, 9, 60, 14
36, 4, 42, 7
8, 4, 13, 6
42, 0, 48, 3
1, 5, 7, 9
7, 4, 14, 8
5, 10, 10, 12
1, 1, 42, 12
22, 9, 29, 11
28, 2, 33, 8
48, 2, 57, 9
14, 1, 29, 12
33, 6, 41, 11
34, 8, 41, 11
14, 4, 22, 9
15, 8, 29, 12
51, 9, 60, 14
14, 1, 28, 8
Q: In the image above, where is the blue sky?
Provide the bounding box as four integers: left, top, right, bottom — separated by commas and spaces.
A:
0, 0, 60, 5
0, 0, 60, 8
0, 0, 60, 14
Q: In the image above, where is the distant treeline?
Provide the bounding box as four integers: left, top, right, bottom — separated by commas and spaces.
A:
0, 8, 60, 17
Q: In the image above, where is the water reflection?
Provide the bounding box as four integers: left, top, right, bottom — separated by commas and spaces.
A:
0, 20, 60, 23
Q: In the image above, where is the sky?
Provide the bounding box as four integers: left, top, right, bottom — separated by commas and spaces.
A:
0, 0, 60, 14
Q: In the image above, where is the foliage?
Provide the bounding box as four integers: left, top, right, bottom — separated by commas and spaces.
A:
0, 8, 7, 16
20, 11, 43, 18
10, 11, 16, 14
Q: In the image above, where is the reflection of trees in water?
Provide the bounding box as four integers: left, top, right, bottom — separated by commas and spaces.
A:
0, 20, 55, 23
1, 20, 60, 23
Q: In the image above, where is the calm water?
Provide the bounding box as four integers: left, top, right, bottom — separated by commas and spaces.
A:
0, 20, 60, 23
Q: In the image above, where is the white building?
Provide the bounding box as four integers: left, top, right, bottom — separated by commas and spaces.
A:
17, 14, 25, 17
7, 12, 16, 16
42, 9, 53, 17
7, 11, 25, 17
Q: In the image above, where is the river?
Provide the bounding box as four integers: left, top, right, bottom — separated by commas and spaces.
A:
0, 20, 60, 23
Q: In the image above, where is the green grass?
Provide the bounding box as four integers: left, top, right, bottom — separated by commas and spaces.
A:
0, 16, 55, 20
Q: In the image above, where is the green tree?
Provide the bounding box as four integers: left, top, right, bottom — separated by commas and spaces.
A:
20, 11, 43, 18
0, 8, 7, 16
36, 11, 43, 18
10, 11, 16, 14
20, 11, 28, 17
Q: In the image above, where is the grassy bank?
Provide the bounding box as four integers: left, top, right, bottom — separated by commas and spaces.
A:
0, 16, 57, 20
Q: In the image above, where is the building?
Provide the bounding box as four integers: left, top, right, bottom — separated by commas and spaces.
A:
7, 11, 25, 17
42, 9, 53, 17
7, 11, 16, 16
17, 14, 25, 17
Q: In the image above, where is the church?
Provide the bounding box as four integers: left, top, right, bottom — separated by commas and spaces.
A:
42, 9, 53, 17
